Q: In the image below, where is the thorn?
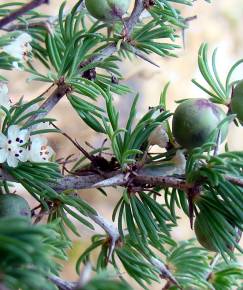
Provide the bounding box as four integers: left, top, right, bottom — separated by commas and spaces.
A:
92, 174, 126, 188
134, 48, 160, 68
182, 15, 197, 49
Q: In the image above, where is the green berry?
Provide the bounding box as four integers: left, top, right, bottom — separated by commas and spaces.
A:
231, 80, 243, 123
194, 212, 218, 252
172, 98, 228, 149
194, 211, 241, 252
85, 0, 130, 22
0, 194, 31, 220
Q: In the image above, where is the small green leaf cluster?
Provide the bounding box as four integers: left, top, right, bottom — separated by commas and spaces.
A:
0, 217, 69, 290
102, 92, 171, 167
0, 1, 243, 290
77, 238, 243, 290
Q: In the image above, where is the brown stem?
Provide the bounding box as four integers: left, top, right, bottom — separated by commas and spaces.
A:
0, 0, 49, 29
124, 0, 144, 38
20, 0, 146, 121
48, 275, 78, 290
134, 174, 193, 190
2, 21, 52, 33
150, 257, 181, 289
28, 81, 71, 122
0, 284, 9, 290
79, 0, 145, 70
206, 254, 220, 281
1, 160, 243, 192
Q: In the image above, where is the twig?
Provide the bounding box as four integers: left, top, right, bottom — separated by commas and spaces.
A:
0, 0, 49, 29
79, 0, 145, 70
150, 257, 181, 289
77, 262, 92, 288
134, 174, 192, 190
2, 1, 85, 33
79, 44, 117, 69
206, 253, 220, 281
224, 175, 243, 187
49, 262, 92, 290
53, 171, 243, 192
1, 159, 243, 192
0, 284, 9, 290
48, 275, 78, 290
92, 174, 126, 188
85, 211, 179, 288
89, 215, 180, 287
2, 21, 53, 33
22, 0, 146, 121
89, 212, 120, 261
124, 0, 145, 38
51, 172, 192, 192
28, 81, 71, 122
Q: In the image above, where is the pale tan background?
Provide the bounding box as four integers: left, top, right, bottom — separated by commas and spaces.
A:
1, 0, 243, 289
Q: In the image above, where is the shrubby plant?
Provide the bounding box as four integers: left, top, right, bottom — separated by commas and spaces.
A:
0, 0, 242, 289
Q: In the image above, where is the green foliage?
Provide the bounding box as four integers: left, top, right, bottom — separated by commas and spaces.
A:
102, 93, 172, 167
77, 238, 243, 290
81, 271, 133, 290
0, 1, 242, 290
192, 43, 243, 105
165, 241, 243, 290
210, 261, 243, 290
0, 217, 69, 290
116, 191, 175, 253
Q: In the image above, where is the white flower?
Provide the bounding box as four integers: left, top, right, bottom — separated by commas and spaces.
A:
171, 150, 186, 175
3, 33, 32, 67
12, 61, 22, 71
0, 82, 8, 95
29, 137, 54, 162
0, 125, 29, 167
0, 82, 11, 116
149, 125, 169, 148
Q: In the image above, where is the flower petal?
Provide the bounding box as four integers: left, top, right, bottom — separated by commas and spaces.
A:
17, 149, 29, 162
0, 133, 7, 147
18, 129, 29, 143
43, 145, 54, 161
7, 154, 18, 167
34, 121, 51, 131
0, 149, 8, 163
3, 44, 23, 59
12, 61, 22, 71
7, 125, 20, 140
172, 150, 186, 175
32, 137, 47, 148
16, 33, 32, 45
149, 125, 169, 148
0, 83, 8, 95
0, 93, 11, 111
29, 152, 42, 163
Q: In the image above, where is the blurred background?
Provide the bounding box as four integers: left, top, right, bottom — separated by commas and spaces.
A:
2, 0, 243, 289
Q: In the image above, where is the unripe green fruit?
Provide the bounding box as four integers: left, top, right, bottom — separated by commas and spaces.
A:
194, 212, 218, 252
85, 0, 130, 22
0, 194, 31, 220
194, 212, 241, 252
172, 98, 228, 149
231, 80, 243, 123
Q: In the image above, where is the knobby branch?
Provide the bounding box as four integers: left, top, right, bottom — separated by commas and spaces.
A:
0, 0, 50, 29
